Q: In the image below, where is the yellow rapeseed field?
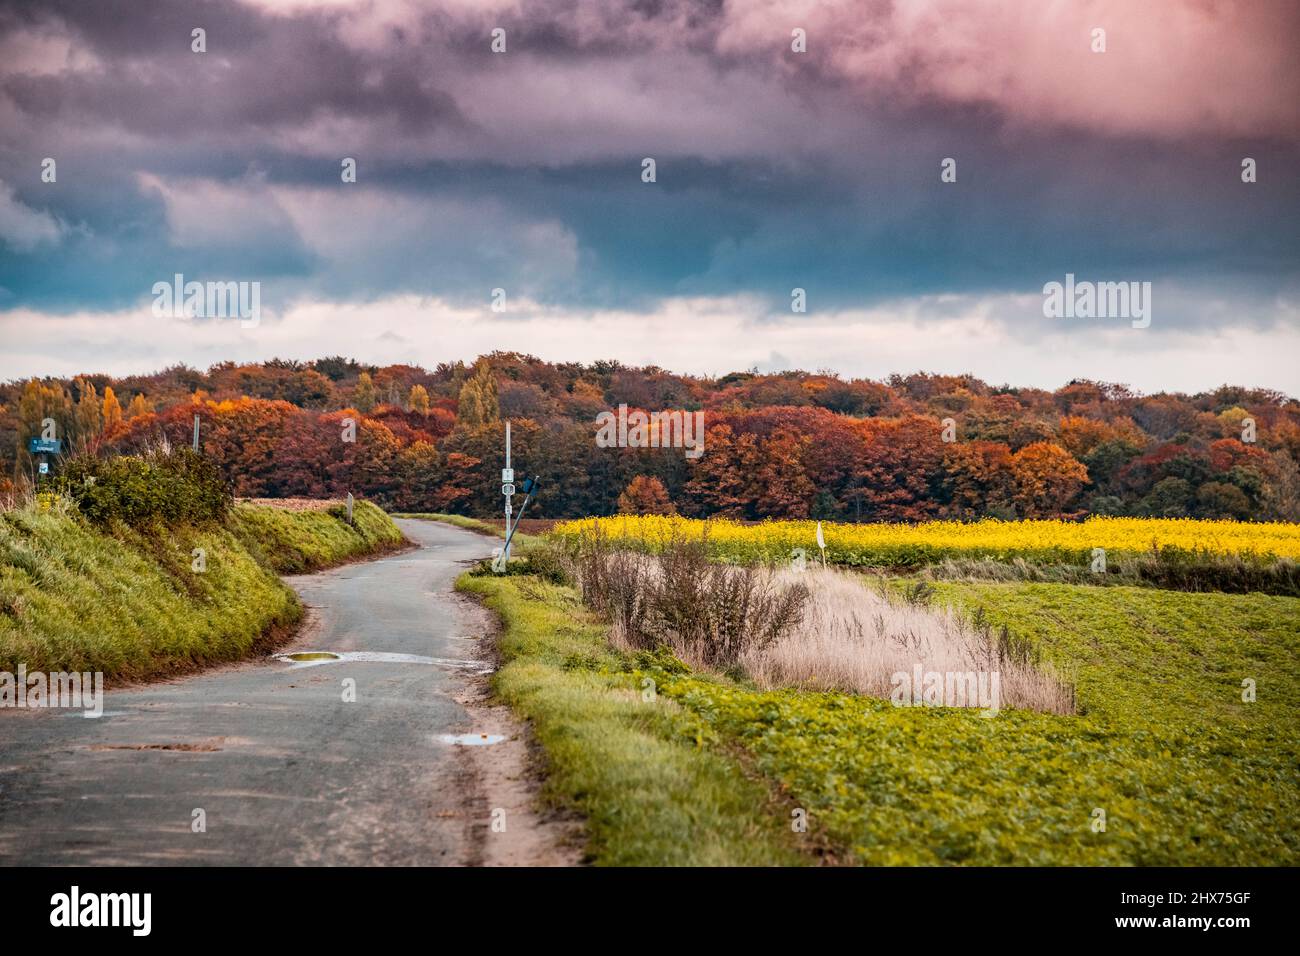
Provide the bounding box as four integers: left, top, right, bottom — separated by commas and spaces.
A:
551, 514, 1300, 566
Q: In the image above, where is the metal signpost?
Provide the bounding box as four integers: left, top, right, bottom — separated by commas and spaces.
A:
493, 421, 540, 572
28, 436, 62, 485
500, 475, 539, 567
494, 423, 515, 572
503, 421, 514, 530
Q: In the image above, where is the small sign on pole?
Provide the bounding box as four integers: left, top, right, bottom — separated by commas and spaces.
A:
27, 437, 62, 455
496, 474, 539, 574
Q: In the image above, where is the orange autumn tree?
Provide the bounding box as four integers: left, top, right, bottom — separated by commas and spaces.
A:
1057, 414, 1144, 458
682, 424, 763, 517
1009, 442, 1089, 517
617, 475, 676, 515
852, 415, 946, 521
1207, 437, 1273, 474
433, 451, 481, 512
943, 440, 1015, 518
753, 427, 814, 518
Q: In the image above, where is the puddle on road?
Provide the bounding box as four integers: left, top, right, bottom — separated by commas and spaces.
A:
274, 651, 493, 674
437, 733, 506, 746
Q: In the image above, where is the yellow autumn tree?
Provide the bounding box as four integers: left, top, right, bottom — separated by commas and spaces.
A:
456, 363, 499, 427
102, 386, 123, 432
353, 372, 377, 413
408, 384, 431, 415
126, 393, 153, 420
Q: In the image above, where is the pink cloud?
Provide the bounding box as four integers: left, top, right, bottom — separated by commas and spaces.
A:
719, 0, 1300, 139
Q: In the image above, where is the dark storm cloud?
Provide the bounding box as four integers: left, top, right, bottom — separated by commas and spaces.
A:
0, 0, 1297, 324
1, 0, 466, 136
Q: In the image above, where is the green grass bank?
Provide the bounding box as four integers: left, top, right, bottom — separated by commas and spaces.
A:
458, 570, 811, 866
1, 498, 404, 681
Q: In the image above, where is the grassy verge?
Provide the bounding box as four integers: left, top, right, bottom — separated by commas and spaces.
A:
479, 555, 1299, 865
458, 570, 809, 866
231, 499, 406, 573
0, 498, 405, 681
0, 502, 300, 680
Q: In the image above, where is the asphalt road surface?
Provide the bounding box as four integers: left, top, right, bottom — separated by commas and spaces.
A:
0, 519, 502, 865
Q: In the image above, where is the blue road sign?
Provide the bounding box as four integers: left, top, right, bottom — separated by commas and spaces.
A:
28, 437, 62, 454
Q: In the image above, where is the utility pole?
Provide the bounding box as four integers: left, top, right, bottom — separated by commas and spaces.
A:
495, 421, 516, 570
192, 414, 200, 452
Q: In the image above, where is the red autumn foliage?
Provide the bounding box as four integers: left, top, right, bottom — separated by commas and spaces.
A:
4, 355, 1297, 521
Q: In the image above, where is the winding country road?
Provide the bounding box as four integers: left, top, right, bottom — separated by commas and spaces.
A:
0, 519, 550, 866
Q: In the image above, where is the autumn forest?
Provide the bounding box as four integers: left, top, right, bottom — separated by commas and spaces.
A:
4, 354, 1298, 523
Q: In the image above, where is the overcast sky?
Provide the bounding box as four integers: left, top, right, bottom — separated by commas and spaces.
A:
1, 0, 1298, 393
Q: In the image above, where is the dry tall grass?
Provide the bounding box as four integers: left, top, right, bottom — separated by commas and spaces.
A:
563, 530, 1074, 715
572, 530, 808, 670
742, 568, 1075, 715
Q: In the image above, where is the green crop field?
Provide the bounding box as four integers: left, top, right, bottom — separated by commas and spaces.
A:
474, 546, 1300, 865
